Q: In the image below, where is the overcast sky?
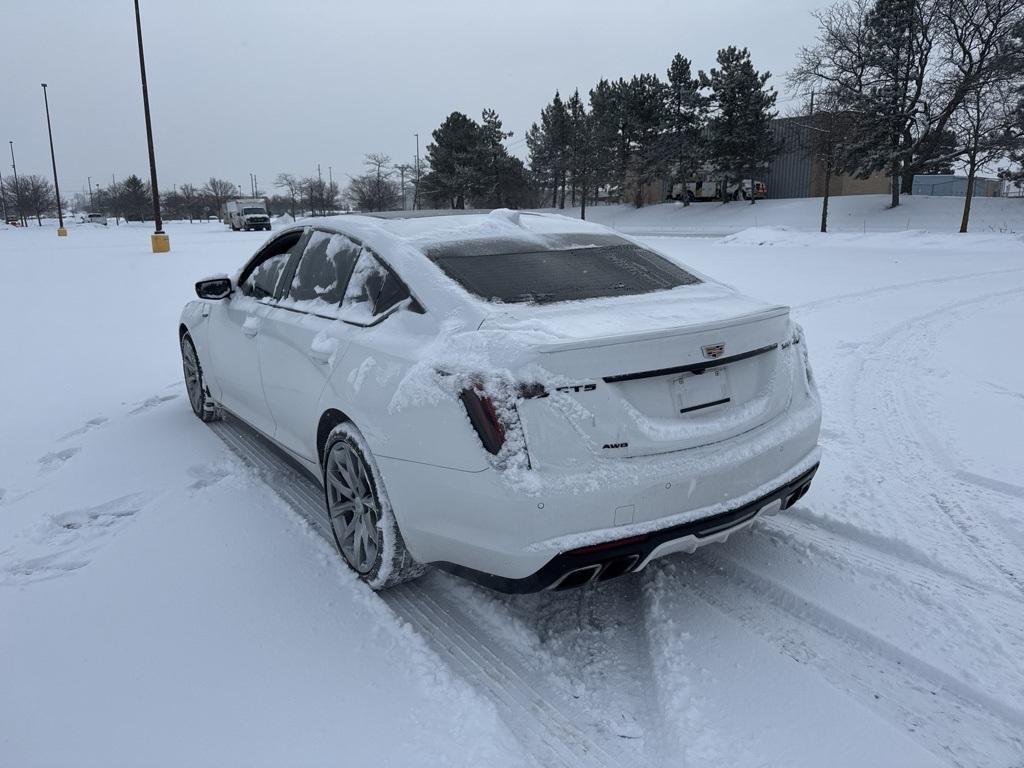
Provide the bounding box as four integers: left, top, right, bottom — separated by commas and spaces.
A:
1, 0, 824, 200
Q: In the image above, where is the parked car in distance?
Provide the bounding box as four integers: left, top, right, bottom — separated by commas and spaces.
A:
224, 198, 271, 231
178, 210, 820, 592
78, 213, 107, 226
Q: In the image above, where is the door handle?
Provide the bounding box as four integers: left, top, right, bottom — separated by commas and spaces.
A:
242, 316, 260, 337
310, 336, 339, 365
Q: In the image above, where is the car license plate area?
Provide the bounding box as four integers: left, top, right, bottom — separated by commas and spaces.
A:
674, 368, 730, 415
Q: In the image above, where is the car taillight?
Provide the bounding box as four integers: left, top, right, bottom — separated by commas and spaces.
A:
459, 388, 506, 455
459, 380, 547, 456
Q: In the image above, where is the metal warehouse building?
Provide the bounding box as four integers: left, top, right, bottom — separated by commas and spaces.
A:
763, 116, 890, 200
912, 174, 1002, 197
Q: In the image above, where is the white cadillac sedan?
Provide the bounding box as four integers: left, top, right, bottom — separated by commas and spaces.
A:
179, 210, 821, 592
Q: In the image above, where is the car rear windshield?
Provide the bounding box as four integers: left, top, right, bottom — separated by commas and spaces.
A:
426, 236, 700, 304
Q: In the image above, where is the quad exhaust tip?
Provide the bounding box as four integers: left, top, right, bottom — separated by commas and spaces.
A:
550, 554, 642, 591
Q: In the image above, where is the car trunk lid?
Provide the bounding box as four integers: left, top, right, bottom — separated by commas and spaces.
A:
481, 286, 794, 459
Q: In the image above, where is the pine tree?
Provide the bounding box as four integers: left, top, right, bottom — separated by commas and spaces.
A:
120, 174, 151, 221
474, 109, 532, 208
526, 92, 570, 207
664, 53, 707, 206
702, 46, 778, 204
421, 112, 481, 209
621, 74, 670, 207
587, 78, 620, 202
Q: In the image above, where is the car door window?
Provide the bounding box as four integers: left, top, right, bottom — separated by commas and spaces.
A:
285, 231, 361, 313
339, 248, 411, 325
239, 231, 304, 299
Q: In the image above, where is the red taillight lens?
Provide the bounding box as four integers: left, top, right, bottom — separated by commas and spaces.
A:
459, 381, 546, 456
459, 388, 507, 455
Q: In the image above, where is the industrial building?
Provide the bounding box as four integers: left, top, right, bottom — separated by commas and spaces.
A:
912, 174, 1002, 197
762, 115, 889, 200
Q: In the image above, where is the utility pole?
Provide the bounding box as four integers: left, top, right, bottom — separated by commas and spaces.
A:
9, 141, 24, 226
253, 174, 258, 197
111, 172, 120, 225
0, 169, 7, 223
399, 165, 406, 210
41, 84, 66, 236
133, 0, 169, 252
88, 176, 94, 209
414, 133, 420, 210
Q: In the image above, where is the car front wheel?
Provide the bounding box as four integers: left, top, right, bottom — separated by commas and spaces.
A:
181, 333, 221, 422
323, 423, 424, 589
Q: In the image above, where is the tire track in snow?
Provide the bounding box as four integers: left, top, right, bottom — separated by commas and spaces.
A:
389, 584, 638, 768
766, 511, 1023, 608
685, 550, 1024, 768
865, 288, 1024, 594
208, 415, 642, 768
827, 285, 1024, 597
794, 266, 1024, 313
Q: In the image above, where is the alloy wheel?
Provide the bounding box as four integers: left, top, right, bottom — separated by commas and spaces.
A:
181, 337, 204, 415
326, 440, 381, 573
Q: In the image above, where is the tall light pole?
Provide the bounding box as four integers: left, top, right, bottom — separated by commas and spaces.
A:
88, 176, 94, 209
414, 132, 420, 210
41, 84, 66, 236
0, 169, 7, 223
9, 141, 23, 226
133, 0, 169, 252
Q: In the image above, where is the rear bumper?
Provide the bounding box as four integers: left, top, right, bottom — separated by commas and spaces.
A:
377, 386, 821, 591
438, 462, 818, 593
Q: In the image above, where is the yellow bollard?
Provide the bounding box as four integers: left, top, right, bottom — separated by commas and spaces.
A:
151, 233, 170, 253
57, 227, 67, 237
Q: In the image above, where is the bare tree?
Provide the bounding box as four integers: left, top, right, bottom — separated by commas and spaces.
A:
952, 82, 1023, 230
791, 0, 1024, 207
202, 178, 237, 221
274, 172, 300, 220
344, 154, 400, 212
20, 175, 56, 225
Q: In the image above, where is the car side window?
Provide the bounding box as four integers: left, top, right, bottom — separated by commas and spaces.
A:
287, 231, 360, 308
339, 248, 411, 325
239, 232, 303, 299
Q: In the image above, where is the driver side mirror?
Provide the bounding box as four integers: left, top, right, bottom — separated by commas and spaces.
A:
195, 276, 233, 300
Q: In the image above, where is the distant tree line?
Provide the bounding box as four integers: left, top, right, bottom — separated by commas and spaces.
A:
1, 174, 66, 225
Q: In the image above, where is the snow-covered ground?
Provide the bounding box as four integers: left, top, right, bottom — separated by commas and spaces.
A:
2, 202, 1023, 767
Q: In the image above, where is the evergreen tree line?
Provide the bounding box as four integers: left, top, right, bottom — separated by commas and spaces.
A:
526, 47, 779, 212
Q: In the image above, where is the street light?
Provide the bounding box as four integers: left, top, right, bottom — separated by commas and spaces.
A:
41, 84, 66, 237
414, 132, 420, 210
9, 141, 23, 226
133, 0, 169, 253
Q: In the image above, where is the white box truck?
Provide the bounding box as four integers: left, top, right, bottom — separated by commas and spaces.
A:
224, 198, 271, 231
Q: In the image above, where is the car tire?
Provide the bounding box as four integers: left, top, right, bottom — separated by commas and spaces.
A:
323, 423, 425, 590
181, 333, 221, 422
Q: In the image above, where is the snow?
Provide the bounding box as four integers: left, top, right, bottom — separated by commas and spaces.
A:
3, 202, 1024, 767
